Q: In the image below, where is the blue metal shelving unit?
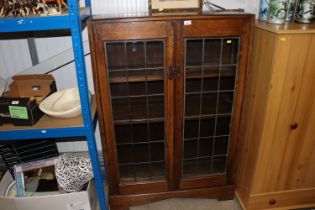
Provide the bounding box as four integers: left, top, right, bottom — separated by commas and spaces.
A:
0, 0, 108, 209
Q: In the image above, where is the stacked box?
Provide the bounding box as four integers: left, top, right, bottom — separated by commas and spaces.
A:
0, 74, 56, 126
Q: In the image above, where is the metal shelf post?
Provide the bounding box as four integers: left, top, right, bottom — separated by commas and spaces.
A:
0, 0, 107, 209
85, 0, 91, 7
68, 0, 108, 210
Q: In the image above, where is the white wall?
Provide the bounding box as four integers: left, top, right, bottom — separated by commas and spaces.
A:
91, 0, 260, 15
92, 0, 148, 15
0, 39, 32, 79
0, 0, 260, 153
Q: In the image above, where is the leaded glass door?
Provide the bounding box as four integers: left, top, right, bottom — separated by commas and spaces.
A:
92, 21, 175, 194
177, 36, 241, 188
106, 40, 166, 182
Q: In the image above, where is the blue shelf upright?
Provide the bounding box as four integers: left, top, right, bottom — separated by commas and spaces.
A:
68, 1, 108, 210
0, 0, 108, 209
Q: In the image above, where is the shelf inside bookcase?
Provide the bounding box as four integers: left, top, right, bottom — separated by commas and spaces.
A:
119, 161, 166, 183
108, 67, 164, 83
182, 155, 227, 178
185, 65, 236, 79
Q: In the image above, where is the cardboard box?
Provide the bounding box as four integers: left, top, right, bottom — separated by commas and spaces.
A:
0, 171, 100, 210
8, 74, 56, 103
0, 74, 57, 126
0, 97, 42, 126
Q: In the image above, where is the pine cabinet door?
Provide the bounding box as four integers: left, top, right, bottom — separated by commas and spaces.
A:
252, 33, 315, 194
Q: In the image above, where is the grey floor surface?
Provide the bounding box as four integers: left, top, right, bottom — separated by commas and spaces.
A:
131, 198, 242, 210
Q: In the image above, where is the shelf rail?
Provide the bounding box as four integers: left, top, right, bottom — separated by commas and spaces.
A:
68, 0, 108, 209
0, 0, 108, 209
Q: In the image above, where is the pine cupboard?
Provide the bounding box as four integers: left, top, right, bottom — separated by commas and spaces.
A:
236, 21, 315, 210
88, 12, 254, 210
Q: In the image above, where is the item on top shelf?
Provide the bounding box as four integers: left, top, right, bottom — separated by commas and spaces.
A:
267, 0, 289, 24
55, 152, 93, 193
0, 0, 68, 18
294, 0, 315, 23
39, 88, 91, 119
37, 0, 68, 16
42, 0, 68, 12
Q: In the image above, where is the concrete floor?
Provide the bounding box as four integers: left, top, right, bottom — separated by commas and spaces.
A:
131, 198, 242, 210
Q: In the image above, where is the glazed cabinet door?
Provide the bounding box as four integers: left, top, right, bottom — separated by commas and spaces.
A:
174, 19, 252, 190
89, 20, 174, 195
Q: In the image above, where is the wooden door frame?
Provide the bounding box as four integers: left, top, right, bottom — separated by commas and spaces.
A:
89, 20, 176, 195
173, 16, 255, 189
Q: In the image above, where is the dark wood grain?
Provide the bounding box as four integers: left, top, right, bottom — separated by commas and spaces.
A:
180, 175, 227, 189
88, 20, 118, 194
88, 13, 254, 207
90, 20, 175, 195
173, 19, 184, 190
226, 15, 255, 185
110, 185, 235, 210
119, 181, 168, 195
165, 21, 175, 191
93, 35, 120, 195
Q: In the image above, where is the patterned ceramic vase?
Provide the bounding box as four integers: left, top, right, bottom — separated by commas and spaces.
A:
259, 0, 271, 21
267, 0, 289, 24
294, 0, 315, 23
286, 0, 298, 21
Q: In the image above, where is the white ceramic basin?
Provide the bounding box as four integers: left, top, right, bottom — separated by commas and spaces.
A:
39, 88, 91, 119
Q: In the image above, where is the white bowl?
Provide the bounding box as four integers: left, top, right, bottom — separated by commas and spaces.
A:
39, 88, 91, 119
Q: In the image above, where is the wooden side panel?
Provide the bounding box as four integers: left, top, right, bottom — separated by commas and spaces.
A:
252, 34, 315, 194
227, 16, 255, 185
235, 28, 276, 205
